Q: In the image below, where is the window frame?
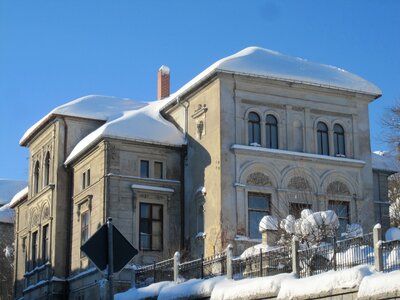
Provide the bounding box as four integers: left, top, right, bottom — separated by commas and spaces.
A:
140, 160, 150, 178
317, 122, 329, 156
80, 210, 90, 257
33, 161, 40, 194
41, 224, 49, 263
333, 124, 346, 157
154, 161, 163, 179
44, 152, 51, 186
328, 200, 350, 234
139, 203, 163, 251
31, 231, 38, 269
247, 192, 271, 239
248, 112, 261, 146
265, 114, 278, 149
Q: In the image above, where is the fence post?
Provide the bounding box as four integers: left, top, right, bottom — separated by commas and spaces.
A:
226, 244, 233, 280
292, 236, 300, 278
373, 224, 383, 272
174, 251, 180, 282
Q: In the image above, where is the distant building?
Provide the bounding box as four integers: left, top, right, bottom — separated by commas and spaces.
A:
0, 180, 27, 299
11, 47, 398, 299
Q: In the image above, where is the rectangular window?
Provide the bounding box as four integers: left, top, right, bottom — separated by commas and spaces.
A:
154, 162, 163, 179
81, 211, 90, 256
140, 160, 149, 178
82, 172, 86, 190
139, 203, 163, 251
87, 169, 91, 186
289, 203, 312, 219
42, 224, 49, 262
31, 231, 38, 268
328, 200, 349, 234
22, 237, 27, 272
248, 193, 270, 239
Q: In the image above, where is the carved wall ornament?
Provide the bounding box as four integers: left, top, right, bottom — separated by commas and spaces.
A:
288, 176, 311, 191
327, 181, 351, 196
246, 172, 272, 186
42, 204, 50, 221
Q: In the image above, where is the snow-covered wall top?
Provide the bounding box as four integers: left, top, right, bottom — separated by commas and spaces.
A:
9, 186, 28, 208
20, 95, 146, 145
372, 151, 400, 173
162, 47, 381, 111
64, 97, 186, 165
0, 179, 27, 206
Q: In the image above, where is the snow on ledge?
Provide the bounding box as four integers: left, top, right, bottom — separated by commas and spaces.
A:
231, 144, 366, 166
358, 270, 400, 299
9, 186, 28, 208
131, 184, 174, 193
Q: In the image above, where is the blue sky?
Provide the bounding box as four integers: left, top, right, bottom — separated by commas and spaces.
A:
1, 0, 399, 180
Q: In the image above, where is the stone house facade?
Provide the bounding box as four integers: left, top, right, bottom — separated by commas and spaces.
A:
11, 47, 396, 299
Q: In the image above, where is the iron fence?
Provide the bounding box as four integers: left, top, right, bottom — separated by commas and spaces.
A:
135, 258, 174, 287
179, 258, 203, 280
232, 246, 292, 280
298, 233, 374, 278
381, 239, 400, 273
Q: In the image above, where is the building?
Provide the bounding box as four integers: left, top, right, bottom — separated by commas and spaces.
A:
0, 179, 27, 300
11, 47, 396, 299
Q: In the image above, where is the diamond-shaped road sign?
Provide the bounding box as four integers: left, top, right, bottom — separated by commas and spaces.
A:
81, 222, 138, 273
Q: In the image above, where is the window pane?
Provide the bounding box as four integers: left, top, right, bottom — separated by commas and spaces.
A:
140, 160, 149, 178
154, 162, 163, 179
87, 169, 91, 186
248, 112, 261, 145
140, 204, 150, 219
140, 219, 150, 234
249, 211, 265, 239
140, 234, 151, 250
82, 172, 86, 189
249, 194, 270, 210
152, 205, 162, 220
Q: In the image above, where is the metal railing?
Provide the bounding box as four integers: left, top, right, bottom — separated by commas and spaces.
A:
135, 258, 174, 287
298, 233, 374, 278
231, 246, 292, 280
381, 239, 400, 273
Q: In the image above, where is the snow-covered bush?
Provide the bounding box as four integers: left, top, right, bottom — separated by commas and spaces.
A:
389, 198, 400, 227
279, 209, 339, 247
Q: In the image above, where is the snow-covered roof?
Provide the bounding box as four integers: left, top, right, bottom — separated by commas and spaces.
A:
20, 95, 146, 146
65, 98, 186, 165
162, 47, 381, 111
0, 179, 27, 206
9, 186, 28, 208
372, 151, 400, 173
0, 202, 15, 224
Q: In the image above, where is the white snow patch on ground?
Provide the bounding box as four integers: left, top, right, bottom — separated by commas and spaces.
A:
158, 276, 225, 300
277, 265, 373, 299
358, 270, 400, 299
240, 243, 279, 258
115, 281, 175, 300
210, 273, 295, 300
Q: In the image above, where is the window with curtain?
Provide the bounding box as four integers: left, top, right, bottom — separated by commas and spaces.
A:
248, 112, 261, 146
334, 124, 345, 156
266, 114, 278, 149
317, 122, 329, 155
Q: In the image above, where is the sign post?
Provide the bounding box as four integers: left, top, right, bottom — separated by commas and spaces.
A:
81, 218, 138, 300
107, 218, 114, 300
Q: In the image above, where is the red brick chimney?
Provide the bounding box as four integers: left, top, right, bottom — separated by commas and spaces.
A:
158, 65, 170, 100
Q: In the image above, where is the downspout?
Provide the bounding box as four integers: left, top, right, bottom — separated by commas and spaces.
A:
180, 145, 187, 250
62, 116, 73, 296
232, 74, 239, 235
103, 141, 109, 222
13, 206, 20, 299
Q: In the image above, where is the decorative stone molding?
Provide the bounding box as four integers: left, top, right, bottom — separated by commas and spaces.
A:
288, 176, 311, 191
327, 181, 351, 196
246, 172, 272, 186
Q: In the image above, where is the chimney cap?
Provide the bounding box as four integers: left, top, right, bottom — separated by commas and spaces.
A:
159, 65, 170, 75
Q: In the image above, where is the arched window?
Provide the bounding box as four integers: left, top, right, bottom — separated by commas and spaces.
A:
334, 124, 345, 156
33, 161, 40, 194
317, 122, 329, 155
44, 152, 50, 186
266, 114, 278, 149
248, 112, 261, 146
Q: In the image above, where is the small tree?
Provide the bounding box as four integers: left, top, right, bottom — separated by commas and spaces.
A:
390, 198, 400, 227
279, 209, 339, 248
